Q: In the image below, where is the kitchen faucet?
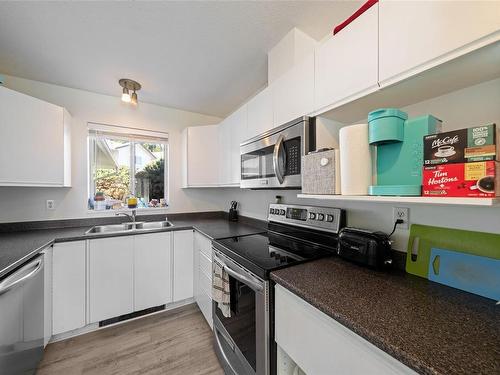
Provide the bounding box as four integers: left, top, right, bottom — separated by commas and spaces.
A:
115, 209, 137, 223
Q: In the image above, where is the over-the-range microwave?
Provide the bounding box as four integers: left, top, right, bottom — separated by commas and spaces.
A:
240, 116, 315, 189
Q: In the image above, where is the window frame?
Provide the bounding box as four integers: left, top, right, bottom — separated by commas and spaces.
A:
87, 122, 169, 210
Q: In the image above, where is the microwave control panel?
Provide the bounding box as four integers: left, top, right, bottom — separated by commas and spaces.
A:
284, 138, 301, 176
268, 203, 345, 234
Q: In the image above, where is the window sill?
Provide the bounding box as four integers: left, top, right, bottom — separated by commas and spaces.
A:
86, 207, 169, 215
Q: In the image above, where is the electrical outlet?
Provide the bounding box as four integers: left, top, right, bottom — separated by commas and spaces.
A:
393, 207, 409, 230
46, 200, 55, 210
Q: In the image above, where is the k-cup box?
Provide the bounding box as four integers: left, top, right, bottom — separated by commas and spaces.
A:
423, 124, 498, 165
422, 161, 499, 197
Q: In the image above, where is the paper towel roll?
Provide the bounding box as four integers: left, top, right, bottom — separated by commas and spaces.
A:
339, 123, 372, 195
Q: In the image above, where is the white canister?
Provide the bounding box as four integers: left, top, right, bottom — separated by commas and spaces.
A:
339, 123, 372, 195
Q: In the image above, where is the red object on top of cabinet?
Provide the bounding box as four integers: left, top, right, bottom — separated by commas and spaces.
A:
333, 0, 378, 35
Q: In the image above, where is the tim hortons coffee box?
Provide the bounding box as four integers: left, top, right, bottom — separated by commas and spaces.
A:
422, 161, 500, 197
423, 124, 499, 165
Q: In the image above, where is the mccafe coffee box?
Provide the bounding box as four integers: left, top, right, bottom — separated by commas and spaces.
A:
423, 124, 498, 165
422, 161, 499, 197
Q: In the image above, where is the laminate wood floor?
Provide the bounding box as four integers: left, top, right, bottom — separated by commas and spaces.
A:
37, 303, 224, 375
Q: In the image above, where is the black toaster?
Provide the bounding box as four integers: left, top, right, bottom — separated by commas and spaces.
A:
337, 227, 392, 269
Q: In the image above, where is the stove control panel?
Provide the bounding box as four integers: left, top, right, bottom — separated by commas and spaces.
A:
268, 203, 345, 234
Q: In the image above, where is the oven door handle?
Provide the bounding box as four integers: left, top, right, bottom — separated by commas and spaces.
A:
273, 134, 285, 184
223, 264, 264, 292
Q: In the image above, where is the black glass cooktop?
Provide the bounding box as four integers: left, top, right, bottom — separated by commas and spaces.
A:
213, 230, 335, 279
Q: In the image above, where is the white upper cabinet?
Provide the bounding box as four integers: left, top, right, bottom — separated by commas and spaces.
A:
272, 53, 315, 127
218, 104, 246, 186
134, 233, 172, 311
0, 86, 71, 187
246, 86, 273, 139
228, 105, 247, 185
315, 3, 379, 111
218, 119, 232, 185
379, 1, 500, 85
182, 124, 219, 187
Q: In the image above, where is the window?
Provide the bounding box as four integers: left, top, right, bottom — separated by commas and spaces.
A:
88, 123, 168, 210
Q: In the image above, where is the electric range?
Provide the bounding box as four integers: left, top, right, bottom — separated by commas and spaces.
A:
212, 203, 346, 375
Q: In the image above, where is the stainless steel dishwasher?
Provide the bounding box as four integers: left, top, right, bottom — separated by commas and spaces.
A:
0, 255, 45, 374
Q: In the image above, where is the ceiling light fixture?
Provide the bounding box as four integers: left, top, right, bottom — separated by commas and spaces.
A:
119, 79, 141, 105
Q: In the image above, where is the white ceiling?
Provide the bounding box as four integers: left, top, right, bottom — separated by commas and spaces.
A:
0, 1, 361, 117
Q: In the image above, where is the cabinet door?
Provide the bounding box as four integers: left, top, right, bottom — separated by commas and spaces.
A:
43, 247, 53, 346
173, 230, 194, 301
52, 241, 86, 335
229, 105, 247, 185
272, 53, 315, 127
218, 119, 232, 185
379, 1, 500, 85
0, 86, 66, 186
315, 4, 379, 111
247, 86, 273, 139
88, 237, 134, 323
134, 233, 172, 311
183, 125, 219, 187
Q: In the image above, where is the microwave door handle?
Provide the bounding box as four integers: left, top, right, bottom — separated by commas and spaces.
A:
273, 134, 285, 184
223, 264, 263, 292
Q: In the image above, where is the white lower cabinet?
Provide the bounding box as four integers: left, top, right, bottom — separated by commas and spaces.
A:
275, 285, 417, 375
194, 231, 213, 328
134, 232, 172, 311
50, 229, 208, 337
43, 247, 53, 346
88, 236, 134, 323
52, 241, 86, 335
173, 230, 194, 301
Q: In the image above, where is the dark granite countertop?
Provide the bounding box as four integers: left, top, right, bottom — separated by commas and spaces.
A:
271, 257, 499, 375
0, 212, 266, 278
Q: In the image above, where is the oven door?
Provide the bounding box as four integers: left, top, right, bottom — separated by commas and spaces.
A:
212, 250, 269, 375
240, 118, 311, 189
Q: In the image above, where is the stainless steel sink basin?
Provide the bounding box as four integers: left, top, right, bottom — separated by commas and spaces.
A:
85, 221, 173, 235
135, 221, 174, 230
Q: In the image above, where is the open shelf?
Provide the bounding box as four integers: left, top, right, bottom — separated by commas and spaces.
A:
297, 194, 500, 207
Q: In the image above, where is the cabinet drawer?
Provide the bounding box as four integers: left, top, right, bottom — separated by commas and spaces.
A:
199, 251, 212, 279
199, 271, 212, 299
197, 288, 213, 329
275, 285, 416, 375
195, 231, 212, 258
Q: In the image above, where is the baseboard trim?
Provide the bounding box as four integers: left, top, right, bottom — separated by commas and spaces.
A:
50, 298, 195, 343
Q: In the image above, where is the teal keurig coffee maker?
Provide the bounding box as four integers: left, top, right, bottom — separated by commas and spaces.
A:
368, 108, 442, 196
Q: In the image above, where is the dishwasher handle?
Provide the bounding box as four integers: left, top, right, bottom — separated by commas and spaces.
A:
0, 257, 43, 296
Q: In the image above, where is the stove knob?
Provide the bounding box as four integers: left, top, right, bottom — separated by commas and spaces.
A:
280, 209, 286, 215
326, 214, 334, 222
309, 212, 316, 220
270, 208, 275, 214
270, 251, 276, 257
317, 213, 325, 221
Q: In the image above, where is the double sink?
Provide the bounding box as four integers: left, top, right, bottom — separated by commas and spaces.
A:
85, 220, 174, 235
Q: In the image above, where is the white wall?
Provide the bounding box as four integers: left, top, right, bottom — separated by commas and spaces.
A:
205, 78, 500, 252
1, 75, 499, 253
0, 74, 221, 222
